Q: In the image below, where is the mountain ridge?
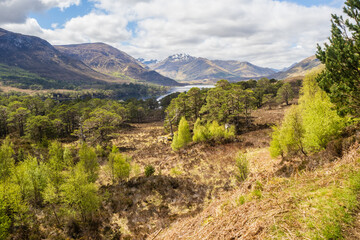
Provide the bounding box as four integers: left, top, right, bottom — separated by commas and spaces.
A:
149, 53, 276, 83
0, 28, 121, 89
55, 43, 181, 86
269, 55, 322, 80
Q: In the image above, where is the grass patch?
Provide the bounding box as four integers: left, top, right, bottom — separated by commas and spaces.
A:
270, 151, 360, 239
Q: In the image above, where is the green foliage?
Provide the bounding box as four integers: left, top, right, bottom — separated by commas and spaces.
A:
0, 106, 8, 137
165, 78, 282, 134
171, 117, 192, 151
316, 0, 360, 116
61, 165, 99, 221
107, 146, 131, 182
235, 152, 249, 182
0, 138, 15, 182
270, 106, 305, 157
144, 165, 155, 177
192, 118, 210, 142
0, 203, 11, 240
44, 141, 66, 206
0, 182, 27, 240
300, 73, 346, 151
170, 166, 183, 176
13, 156, 48, 205
7, 107, 30, 136
208, 121, 235, 141
82, 108, 123, 143
78, 143, 99, 183
193, 119, 235, 143
276, 82, 294, 105
0, 63, 62, 89
269, 126, 283, 158
25, 115, 55, 142
270, 72, 345, 158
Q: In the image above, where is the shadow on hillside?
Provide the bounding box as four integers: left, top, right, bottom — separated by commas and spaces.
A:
100, 175, 209, 239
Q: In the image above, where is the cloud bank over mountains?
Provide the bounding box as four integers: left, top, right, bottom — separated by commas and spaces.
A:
0, 0, 342, 68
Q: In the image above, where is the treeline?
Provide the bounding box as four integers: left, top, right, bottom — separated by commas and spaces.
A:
165, 78, 297, 134
0, 93, 172, 144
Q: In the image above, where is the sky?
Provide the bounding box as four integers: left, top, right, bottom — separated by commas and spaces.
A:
0, 0, 344, 69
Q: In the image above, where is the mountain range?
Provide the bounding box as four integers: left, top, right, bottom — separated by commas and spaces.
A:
147, 53, 277, 83
0, 28, 322, 91
55, 43, 179, 86
0, 28, 180, 89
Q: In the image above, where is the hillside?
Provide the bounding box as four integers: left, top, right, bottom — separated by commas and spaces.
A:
55, 43, 180, 86
0, 28, 120, 89
150, 53, 276, 83
270, 55, 322, 80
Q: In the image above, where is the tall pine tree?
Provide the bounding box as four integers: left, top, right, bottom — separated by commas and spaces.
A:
316, 0, 360, 116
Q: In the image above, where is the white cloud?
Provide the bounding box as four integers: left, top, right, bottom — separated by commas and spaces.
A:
0, 0, 343, 68
0, 0, 80, 24
41, 0, 80, 11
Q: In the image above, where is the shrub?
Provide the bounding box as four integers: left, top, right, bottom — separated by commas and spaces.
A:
144, 165, 155, 177
78, 143, 99, 183
171, 117, 191, 151
235, 152, 249, 182
193, 118, 210, 142
209, 120, 235, 141
108, 146, 131, 182
270, 72, 345, 158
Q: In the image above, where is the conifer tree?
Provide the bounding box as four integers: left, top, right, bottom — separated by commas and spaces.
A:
316, 0, 360, 116
171, 117, 191, 151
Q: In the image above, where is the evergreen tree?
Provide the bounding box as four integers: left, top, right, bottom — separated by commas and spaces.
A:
25, 115, 55, 142
171, 117, 191, 151
316, 0, 360, 116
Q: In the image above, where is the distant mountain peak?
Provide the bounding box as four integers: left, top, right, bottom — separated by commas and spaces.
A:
167, 53, 195, 62
150, 54, 276, 82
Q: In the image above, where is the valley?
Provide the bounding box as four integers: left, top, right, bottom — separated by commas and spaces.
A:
1, 0, 360, 239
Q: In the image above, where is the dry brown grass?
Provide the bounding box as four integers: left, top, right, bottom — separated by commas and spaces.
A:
99, 105, 292, 238
148, 143, 360, 240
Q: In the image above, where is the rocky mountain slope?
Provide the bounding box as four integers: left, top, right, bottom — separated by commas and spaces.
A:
149, 53, 276, 83
55, 43, 180, 86
270, 55, 322, 80
0, 28, 119, 89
